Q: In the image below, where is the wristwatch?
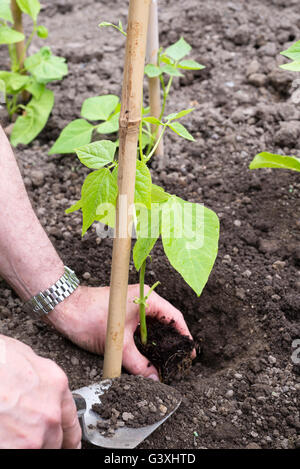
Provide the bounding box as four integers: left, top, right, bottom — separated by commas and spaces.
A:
23, 266, 80, 318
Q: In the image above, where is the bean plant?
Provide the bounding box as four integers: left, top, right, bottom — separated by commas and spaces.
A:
249, 40, 300, 173
0, 0, 67, 146
63, 24, 219, 346
49, 22, 205, 157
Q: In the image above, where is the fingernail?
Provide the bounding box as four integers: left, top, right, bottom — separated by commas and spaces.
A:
148, 373, 159, 381
76, 442, 82, 449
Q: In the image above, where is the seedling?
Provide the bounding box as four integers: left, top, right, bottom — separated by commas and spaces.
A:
48, 95, 120, 155
65, 26, 219, 346
0, 0, 67, 145
250, 41, 300, 172
50, 21, 204, 159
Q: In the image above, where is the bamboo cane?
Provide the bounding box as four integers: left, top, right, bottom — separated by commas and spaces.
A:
146, 0, 164, 159
11, 1, 25, 70
11, 1, 29, 102
102, 0, 151, 379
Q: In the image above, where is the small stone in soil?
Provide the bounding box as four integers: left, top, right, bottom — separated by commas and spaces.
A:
122, 412, 134, 421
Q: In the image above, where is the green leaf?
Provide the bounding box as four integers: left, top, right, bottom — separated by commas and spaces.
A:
99, 20, 126, 36
96, 112, 120, 134
24, 46, 68, 84
161, 64, 183, 77
0, 71, 29, 94
160, 55, 173, 65
0, 0, 13, 22
36, 25, 48, 39
24, 78, 45, 99
81, 94, 119, 121
81, 168, 118, 235
144, 64, 162, 78
168, 121, 195, 141
10, 88, 54, 146
280, 61, 300, 71
165, 37, 192, 62
249, 152, 300, 172
99, 21, 113, 28
166, 108, 194, 122
0, 25, 25, 44
151, 184, 170, 203
111, 161, 152, 209
161, 196, 219, 296
16, 0, 40, 21
178, 59, 205, 70
65, 199, 82, 214
135, 160, 152, 209
48, 119, 94, 155
280, 40, 300, 61
75, 140, 116, 169
133, 204, 161, 271
143, 116, 162, 125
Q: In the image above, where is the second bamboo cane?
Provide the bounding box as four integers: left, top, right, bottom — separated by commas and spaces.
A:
147, 0, 164, 159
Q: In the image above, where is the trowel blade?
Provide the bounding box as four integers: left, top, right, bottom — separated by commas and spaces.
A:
73, 379, 181, 449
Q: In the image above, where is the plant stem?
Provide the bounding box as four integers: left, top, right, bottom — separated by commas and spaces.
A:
141, 127, 153, 139
101, 22, 127, 37
8, 44, 17, 71
145, 123, 167, 162
139, 120, 144, 163
139, 259, 147, 345
23, 22, 37, 60
138, 90, 145, 163
159, 75, 173, 121
8, 95, 18, 117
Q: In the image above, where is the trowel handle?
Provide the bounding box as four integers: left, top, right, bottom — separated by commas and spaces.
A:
72, 392, 88, 442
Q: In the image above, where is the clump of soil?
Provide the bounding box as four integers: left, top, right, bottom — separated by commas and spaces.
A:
91, 375, 181, 437
134, 317, 195, 383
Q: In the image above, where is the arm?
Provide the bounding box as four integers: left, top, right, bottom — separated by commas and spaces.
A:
0, 127, 81, 448
0, 125, 65, 300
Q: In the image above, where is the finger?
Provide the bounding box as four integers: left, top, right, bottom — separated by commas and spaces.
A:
146, 292, 196, 359
123, 334, 159, 380
61, 389, 82, 449
42, 426, 64, 449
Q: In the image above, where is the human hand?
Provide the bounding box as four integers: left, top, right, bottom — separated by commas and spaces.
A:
0, 335, 81, 449
47, 285, 196, 380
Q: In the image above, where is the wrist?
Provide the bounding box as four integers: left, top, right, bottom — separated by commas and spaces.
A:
43, 284, 84, 332
23, 265, 80, 322
5, 254, 65, 302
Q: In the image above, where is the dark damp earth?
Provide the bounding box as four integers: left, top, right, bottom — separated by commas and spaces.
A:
0, 0, 299, 449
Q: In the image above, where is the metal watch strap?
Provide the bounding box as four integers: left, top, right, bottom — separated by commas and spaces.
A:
23, 266, 80, 318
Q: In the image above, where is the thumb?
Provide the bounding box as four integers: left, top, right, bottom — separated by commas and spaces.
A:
123, 338, 159, 381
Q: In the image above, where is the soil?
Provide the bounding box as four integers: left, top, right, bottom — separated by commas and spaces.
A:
91, 375, 181, 437
0, 0, 300, 450
134, 318, 195, 383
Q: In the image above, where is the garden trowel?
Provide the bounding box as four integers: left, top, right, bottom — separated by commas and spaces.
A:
73, 379, 181, 449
